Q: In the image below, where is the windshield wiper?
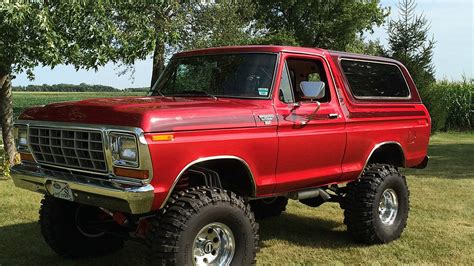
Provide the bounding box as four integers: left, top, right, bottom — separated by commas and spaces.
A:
167, 90, 218, 100
195, 90, 218, 100
154, 90, 165, 97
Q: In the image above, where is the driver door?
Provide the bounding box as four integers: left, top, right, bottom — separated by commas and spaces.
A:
274, 53, 346, 192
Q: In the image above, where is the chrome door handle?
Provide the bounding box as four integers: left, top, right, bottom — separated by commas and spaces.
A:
328, 113, 339, 119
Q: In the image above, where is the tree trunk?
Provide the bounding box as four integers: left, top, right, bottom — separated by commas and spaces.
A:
150, 38, 166, 88
0, 74, 17, 166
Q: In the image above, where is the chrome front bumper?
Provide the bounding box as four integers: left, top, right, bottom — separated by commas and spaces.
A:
11, 162, 155, 214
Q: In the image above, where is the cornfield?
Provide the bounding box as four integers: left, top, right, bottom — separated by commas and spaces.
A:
420, 80, 474, 132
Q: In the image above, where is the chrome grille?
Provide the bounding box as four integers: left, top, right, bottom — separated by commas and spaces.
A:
29, 127, 107, 173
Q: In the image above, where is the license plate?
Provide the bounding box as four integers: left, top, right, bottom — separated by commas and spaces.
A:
50, 181, 74, 201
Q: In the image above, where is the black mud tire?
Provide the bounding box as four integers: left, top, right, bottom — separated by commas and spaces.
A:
147, 186, 259, 265
342, 164, 410, 244
250, 197, 288, 219
39, 196, 124, 258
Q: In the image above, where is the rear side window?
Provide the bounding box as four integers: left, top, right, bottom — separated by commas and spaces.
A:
341, 59, 410, 99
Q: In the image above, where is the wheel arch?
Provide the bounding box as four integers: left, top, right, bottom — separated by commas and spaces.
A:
161, 156, 257, 208
361, 141, 406, 176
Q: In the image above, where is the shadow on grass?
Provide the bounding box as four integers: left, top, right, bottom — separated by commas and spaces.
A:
258, 212, 355, 249
405, 143, 474, 179
0, 222, 147, 265
0, 212, 354, 264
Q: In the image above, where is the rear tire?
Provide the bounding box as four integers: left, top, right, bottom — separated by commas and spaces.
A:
342, 164, 410, 244
147, 187, 259, 265
39, 196, 124, 258
250, 197, 288, 219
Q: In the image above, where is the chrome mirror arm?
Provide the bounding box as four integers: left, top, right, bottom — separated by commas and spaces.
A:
284, 101, 321, 126
299, 101, 321, 125
289, 102, 300, 111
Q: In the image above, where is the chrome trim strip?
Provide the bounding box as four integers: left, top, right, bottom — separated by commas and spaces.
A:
160, 155, 257, 209
14, 120, 154, 184
10, 162, 154, 214
358, 141, 406, 178
338, 58, 412, 100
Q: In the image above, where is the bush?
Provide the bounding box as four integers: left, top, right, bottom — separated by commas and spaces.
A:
421, 80, 473, 132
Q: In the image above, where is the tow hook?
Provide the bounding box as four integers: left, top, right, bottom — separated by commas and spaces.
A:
100, 207, 129, 226
135, 219, 151, 238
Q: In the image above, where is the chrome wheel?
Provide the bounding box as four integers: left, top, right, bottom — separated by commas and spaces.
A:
193, 222, 235, 265
378, 188, 399, 225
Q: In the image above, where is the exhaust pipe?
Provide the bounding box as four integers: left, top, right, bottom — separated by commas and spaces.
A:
289, 188, 331, 200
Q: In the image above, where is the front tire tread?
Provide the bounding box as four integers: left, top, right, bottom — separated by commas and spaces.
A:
147, 186, 259, 265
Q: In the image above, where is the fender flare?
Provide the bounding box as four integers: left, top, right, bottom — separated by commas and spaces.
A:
160, 155, 257, 208
358, 141, 406, 178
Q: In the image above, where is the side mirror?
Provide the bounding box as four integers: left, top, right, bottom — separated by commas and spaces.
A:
300, 81, 325, 100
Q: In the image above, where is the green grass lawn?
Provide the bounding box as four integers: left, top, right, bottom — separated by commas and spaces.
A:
0, 92, 473, 264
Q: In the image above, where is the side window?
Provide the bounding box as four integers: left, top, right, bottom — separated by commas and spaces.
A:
341, 59, 410, 98
279, 62, 294, 103
286, 58, 331, 103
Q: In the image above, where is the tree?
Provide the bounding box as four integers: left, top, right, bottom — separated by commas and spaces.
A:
387, 0, 435, 91
346, 36, 386, 56
1, 3, 64, 166
146, 0, 260, 86
113, 2, 189, 87
0, 2, 155, 168
183, 0, 257, 49
254, 0, 389, 50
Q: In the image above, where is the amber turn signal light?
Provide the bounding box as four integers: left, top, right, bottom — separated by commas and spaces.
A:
151, 134, 174, 142
20, 152, 35, 162
114, 167, 149, 179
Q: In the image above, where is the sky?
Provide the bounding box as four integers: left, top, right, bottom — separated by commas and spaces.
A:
13, 0, 474, 89
369, 0, 473, 80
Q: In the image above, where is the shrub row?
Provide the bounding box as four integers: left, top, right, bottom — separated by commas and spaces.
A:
420, 80, 473, 132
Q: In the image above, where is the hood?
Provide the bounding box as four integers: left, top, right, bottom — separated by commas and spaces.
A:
19, 96, 260, 132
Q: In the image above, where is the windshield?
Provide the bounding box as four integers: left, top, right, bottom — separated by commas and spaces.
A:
150, 53, 277, 98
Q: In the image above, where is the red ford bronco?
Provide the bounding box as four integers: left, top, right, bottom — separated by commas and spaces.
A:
12, 46, 430, 264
